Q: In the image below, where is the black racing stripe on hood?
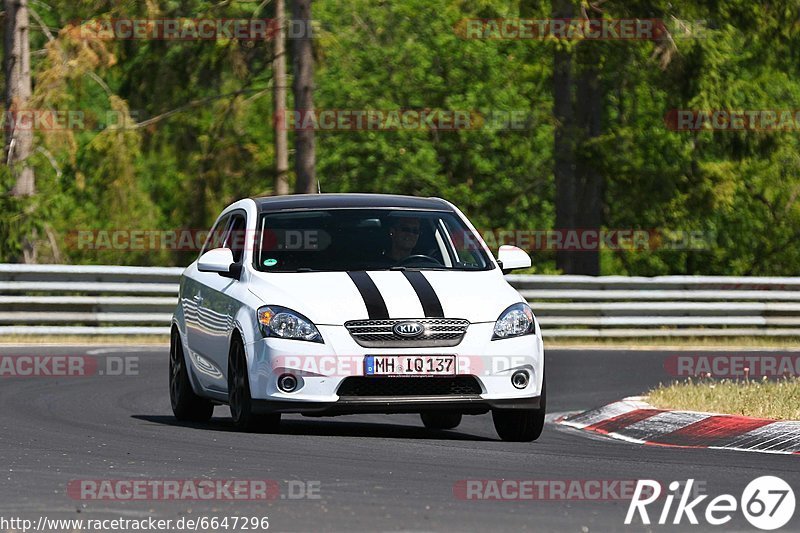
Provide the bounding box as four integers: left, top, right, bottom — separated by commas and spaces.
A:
402, 271, 445, 318
347, 271, 390, 319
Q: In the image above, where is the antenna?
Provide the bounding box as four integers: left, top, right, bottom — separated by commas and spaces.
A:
317, 179, 321, 194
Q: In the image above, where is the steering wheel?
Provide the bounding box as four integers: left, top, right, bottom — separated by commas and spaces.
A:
398, 254, 443, 267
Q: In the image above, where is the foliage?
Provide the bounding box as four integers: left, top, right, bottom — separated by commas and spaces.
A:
0, 0, 798, 274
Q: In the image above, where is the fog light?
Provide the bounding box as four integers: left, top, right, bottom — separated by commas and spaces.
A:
511, 370, 529, 389
277, 373, 298, 393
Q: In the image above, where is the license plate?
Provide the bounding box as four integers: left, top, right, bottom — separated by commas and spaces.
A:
364, 355, 456, 376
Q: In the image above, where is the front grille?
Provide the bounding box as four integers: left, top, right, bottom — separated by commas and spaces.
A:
337, 376, 482, 397
345, 318, 469, 347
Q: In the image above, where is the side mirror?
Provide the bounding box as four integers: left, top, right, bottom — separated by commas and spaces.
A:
497, 245, 531, 274
197, 248, 241, 279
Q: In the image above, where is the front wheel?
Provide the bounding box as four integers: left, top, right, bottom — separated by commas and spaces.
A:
492, 378, 546, 442
169, 329, 214, 422
228, 337, 280, 432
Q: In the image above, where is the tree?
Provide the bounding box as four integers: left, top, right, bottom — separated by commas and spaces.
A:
551, 0, 578, 273
4, 0, 35, 262
3, 0, 798, 276
273, 0, 289, 195
572, 45, 603, 276
551, 0, 603, 275
292, 0, 316, 194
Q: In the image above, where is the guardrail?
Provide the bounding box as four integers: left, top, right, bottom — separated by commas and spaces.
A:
1, 265, 799, 338
0, 264, 181, 336
510, 275, 800, 337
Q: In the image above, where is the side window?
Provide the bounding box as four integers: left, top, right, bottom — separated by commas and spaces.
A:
224, 213, 247, 264
199, 214, 230, 257
441, 218, 485, 268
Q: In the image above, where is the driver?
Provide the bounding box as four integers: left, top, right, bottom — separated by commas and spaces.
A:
387, 217, 421, 261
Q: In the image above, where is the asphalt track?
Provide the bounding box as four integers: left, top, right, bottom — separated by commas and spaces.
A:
1, 346, 799, 532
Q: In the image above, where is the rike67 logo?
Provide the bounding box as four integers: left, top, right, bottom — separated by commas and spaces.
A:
625, 477, 795, 530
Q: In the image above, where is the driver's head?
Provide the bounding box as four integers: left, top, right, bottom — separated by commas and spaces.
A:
389, 217, 421, 259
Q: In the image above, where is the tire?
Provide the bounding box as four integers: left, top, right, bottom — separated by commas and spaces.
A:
420, 411, 463, 430
492, 378, 546, 442
228, 336, 281, 432
169, 329, 214, 422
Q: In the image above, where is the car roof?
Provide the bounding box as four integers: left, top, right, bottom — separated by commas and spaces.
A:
251, 193, 453, 212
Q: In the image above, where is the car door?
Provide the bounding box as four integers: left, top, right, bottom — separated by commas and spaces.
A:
183, 213, 230, 363
194, 210, 248, 390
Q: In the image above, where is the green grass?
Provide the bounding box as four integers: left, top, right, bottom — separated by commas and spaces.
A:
647, 377, 800, 420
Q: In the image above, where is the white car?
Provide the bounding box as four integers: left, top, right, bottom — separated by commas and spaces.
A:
170, 194, 545, 441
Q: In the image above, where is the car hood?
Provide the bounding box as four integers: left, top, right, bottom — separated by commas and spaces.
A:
247, 269, 524, 325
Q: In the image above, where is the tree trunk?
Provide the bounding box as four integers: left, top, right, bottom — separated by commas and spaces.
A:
551, 0, 604, 275
291, 0, 316, 194
272, 0, 289, 195
4, 0, 35, 263
573, 56, 602, 276
4, 0, 34, 197
552, 0, 577, 273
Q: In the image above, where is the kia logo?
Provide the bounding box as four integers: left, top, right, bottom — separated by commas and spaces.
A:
393, 321, 424, 338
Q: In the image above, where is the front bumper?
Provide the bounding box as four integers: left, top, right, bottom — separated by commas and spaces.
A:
251, 394, 542, 416
245, 321, 544, 412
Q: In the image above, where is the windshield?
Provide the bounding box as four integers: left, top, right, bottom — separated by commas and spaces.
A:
254, 209, 493, 272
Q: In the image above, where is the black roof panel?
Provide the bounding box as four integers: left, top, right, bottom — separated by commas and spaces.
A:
252, 193, 452, 212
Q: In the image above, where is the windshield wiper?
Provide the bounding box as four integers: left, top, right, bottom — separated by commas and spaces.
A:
386, 266, 452, 271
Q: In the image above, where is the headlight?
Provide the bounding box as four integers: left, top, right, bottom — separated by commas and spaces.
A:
492, 303, 535, 340
257, 305, 323, 343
